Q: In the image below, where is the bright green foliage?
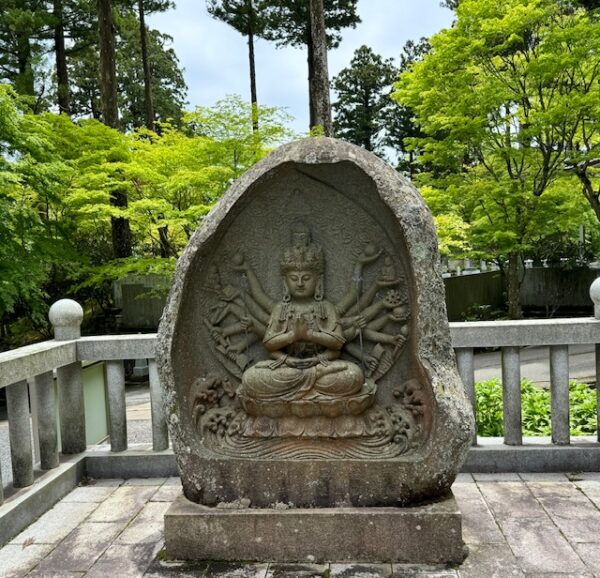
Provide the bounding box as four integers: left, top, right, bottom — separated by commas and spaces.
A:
0, 87, 82, 332
0, 88, 292, 344
332, 45, 397, 154
476, 378, 598, 437
394, 0, 600, 316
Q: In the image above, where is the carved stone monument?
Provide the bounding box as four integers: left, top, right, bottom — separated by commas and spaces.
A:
157, 137, 475, 563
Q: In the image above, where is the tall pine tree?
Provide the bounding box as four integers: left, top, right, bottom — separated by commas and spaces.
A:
332, 45, 396, 153
207, 0, 264, 130
258, 0, 359, 129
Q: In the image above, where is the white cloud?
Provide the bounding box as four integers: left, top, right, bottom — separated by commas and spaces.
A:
149, 0, 454, 134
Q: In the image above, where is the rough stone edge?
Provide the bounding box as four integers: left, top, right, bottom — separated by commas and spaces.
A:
154, 137, 474, 498
0, 456, 85, 547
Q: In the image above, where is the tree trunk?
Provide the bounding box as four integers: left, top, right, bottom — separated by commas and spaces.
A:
97, 0, 119, 130
307, 36, 315, 128
576, 169, 600, 222
308, 0, 332, 136
158, 225, 172, 258
138, 0, 154, 130
97, 0, 133, 259
507, 252, 523, 320
54, 0, 70, 115
246, 0, 258, 132
16, 34, 35, 98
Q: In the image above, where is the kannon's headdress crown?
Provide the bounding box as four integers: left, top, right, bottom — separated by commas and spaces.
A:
280, 244, 324, 275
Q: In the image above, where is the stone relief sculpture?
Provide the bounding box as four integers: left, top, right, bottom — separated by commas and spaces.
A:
158, 137, 474, 515
190, 221, 423, 459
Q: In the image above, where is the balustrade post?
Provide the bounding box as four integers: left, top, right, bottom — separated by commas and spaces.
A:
50, 299, 86, 454
501, 346, 523, 445
34, 371, 59, 469
149, 359, 169, 451
6, 380, 34, 487
550, 345, 570, 445
105, 360, 127, 452
596, 344, 600, 443
591, 278, 600, 442
455, 347, 477, 445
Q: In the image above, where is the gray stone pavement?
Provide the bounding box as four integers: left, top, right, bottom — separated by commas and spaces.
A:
1, 473, 600, 577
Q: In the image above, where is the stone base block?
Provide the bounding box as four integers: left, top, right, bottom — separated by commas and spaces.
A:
164, 492, 466, 564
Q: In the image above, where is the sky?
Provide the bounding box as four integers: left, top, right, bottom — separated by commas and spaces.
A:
149, 1, 454, 134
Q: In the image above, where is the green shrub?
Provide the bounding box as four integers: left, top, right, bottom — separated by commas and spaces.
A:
475, 378, 597, 437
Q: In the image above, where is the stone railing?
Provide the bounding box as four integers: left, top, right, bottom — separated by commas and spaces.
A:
2, 285, 600, 505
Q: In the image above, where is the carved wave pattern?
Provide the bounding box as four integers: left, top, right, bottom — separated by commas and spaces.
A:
200, 405, 419, 460
202, 430, 408, 460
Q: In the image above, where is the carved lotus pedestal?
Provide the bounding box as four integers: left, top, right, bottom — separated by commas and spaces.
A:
157, 138, 475, 564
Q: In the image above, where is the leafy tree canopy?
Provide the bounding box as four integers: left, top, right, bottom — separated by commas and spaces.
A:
0, 87, 292, 345
394, 0, 600, 317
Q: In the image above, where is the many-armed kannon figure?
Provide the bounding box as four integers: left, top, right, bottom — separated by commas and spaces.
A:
203, 223, 410, 420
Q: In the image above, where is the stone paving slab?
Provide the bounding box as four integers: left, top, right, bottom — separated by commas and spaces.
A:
34, 522, 124, 572
123, 477, 167, 486
150, 483, 182, 502
85, 542, 162, 577
457, 543, 524, 578
87, 485, 157, 524
477, 481, 548, 520
500, 516, 588, 574
115, 501, 170, 545
1, 476, 600, 577
10, 501, 98, 545
573, 543, 600, 575
575, 480, 600, 508
452, 484, 504, 544
0, 544, 54, 578
472, 472, 521, 482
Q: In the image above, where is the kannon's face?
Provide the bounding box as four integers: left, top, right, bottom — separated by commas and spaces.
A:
285, 269, 317, 299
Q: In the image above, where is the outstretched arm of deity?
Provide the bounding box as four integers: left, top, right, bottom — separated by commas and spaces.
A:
336, 244, 383, 315
231, 253, 275, 313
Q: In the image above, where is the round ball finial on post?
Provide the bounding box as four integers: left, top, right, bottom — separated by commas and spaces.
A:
49, 299, 84, 340
590, 278, 600, 320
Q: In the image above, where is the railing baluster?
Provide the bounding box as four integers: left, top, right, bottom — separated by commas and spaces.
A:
455, 347, 477, 445
550, 344, 570, 445
596, 344, 600, 443
501, 346, 522, 445
149, 359, 169, 451
6, 380, 34, 487
105, 360, 127, 452
34, 371, 59, 469
0, 458, 3, 504
57, 362, 86, 454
